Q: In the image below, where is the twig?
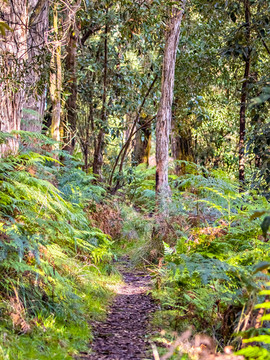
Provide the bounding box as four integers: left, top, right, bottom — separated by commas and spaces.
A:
255, 25, 270, 55
152, 343, 160, 360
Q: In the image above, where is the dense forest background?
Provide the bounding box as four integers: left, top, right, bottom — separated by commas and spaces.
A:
0, 0, 270, 359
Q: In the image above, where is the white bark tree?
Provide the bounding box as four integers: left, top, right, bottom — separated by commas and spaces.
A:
155, 1, 187, 208
50, 2, 62, 144
0, 0, 49, 156
22, 0, 49, 133
0, 0, 28, 155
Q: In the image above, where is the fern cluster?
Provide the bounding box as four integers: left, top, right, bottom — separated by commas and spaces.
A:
151, 166, 270, 350
0, 147, 117, 359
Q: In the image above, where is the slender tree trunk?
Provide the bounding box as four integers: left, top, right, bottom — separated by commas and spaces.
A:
0, 0, 28, 155
156, 1, 186, 205
82, 100, 93, 172
124, 113, 133, 143
50, 3, 62, 145
93, 17, 108, 179
63, 27, 78, 154
239, 0, 251, 189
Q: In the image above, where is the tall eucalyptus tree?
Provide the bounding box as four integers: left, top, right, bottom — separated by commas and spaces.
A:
0, 0, 49, 154
22, 0, 49, 133
155, 0, 187, 206
0, 0, 28, 154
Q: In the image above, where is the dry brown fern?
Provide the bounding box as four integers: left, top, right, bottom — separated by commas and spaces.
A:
9, 287, 31, 334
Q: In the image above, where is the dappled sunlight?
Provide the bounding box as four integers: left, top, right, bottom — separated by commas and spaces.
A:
0, 0, 269, 359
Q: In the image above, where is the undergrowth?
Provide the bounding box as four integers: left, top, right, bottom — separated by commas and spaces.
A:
1, 132, 270, 360
0, 141, 121, 359
119, 162, 270, 358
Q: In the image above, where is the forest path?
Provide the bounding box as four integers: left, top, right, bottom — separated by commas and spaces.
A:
79, 257, 156, 360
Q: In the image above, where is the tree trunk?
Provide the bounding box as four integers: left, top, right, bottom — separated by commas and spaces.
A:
239, 0, 251, 189
93, 17, 108, 179
0, 0, 28, 155
22, 0, 49, 133
133, 116, 152, 166
50, 3, 62, 145
156, 1, 186, 205
63, 27, 78, 154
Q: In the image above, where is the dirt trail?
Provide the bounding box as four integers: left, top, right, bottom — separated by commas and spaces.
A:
79, 259, 156, 360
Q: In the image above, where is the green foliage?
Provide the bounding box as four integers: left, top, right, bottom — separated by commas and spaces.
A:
1, 0, 270, 356
0, 131, 13, 145
261, 216, 270, 239
236, 275, 270, 360
57, 159, 106, 206
151, 169, 270, 348
237, 346, 270, 360
0, 21, 11, 36
0, 150, 118, 359
123, 164, 156, 212
12, 130, 57, 148
0, 154, 110, 256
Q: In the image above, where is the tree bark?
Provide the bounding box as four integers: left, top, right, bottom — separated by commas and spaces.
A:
239, 0, 251, 189
155, 1, 186, 205
93, 14, 108, 179
22, 0, 49, 133
63, 27, 78, 154
0, 0, 28, 155
50, 3, 62, 145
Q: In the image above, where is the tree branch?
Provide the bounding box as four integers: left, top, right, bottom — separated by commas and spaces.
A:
81, 25, 103, 45
109, 74, 158, 188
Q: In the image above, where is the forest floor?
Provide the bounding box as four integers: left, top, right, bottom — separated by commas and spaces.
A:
78, 257, 157, 360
